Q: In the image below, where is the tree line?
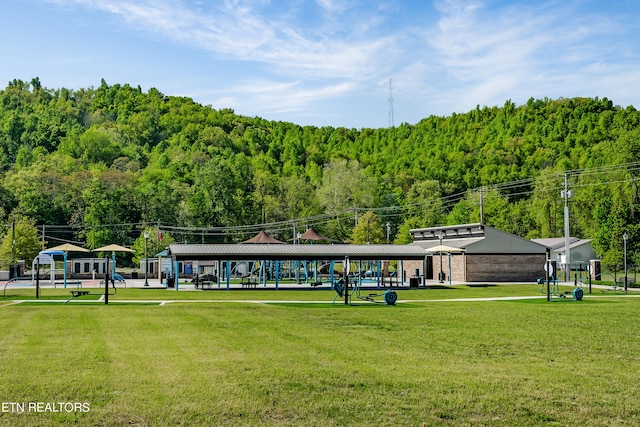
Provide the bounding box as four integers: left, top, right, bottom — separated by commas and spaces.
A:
0, 78, 638, 267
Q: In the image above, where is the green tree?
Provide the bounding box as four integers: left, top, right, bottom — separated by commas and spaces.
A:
405, 179, 449, 227
0, 216, 42, 268
350, 211, 385, 244
317, 159, 375, 240
131, 227, 175, 264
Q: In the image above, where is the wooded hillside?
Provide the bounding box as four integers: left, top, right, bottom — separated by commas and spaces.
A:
1, 78, 638, 265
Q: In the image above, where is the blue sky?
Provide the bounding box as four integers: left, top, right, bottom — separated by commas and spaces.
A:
1, 0, 639, 128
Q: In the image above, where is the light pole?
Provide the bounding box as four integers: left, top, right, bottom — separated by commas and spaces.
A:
3, 223, 15, 278
623, 231, 628, 292
437, 231, 444, 283
10, 222, 15, 264
144, 231, 149, 287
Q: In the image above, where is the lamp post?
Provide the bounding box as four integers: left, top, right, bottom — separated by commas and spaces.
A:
144, 231, 149, 287
4, 223, 15, 279
437, 231, 444, 283
623, 231, 628, 292
10, 222, 15, 264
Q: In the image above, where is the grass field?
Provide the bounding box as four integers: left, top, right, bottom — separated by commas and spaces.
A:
1, 284, 639, 426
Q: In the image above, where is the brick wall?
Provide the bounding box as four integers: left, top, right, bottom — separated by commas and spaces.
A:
465, 254, 546, 282
403, 254, 546, 282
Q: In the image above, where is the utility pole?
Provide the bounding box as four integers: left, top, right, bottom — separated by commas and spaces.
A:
388, 79, 394, 128
562, 174, 572, 282
479, 187, 484, 224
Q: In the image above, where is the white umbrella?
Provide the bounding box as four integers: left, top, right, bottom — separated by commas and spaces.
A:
426, 244, 465, 253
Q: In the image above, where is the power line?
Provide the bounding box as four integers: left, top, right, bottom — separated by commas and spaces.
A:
36, 161, 640, 242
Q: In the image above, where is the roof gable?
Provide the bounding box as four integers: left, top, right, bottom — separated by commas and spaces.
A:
410, 223, 547, 254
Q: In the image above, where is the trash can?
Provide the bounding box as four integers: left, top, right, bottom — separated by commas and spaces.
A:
9, 264, 20, 279
409, 277, 420, 288
131, 271, 138, 279
167, 277, 175, 288
438, 272, 446, 282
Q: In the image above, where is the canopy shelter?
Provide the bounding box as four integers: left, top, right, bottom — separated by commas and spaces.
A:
93, 244, 135, 253
168, 243, 430, 290
47, 243, 90, 253
242, 231, 285, 244
37, 244, 90, 287
299, 228, 330, 242
170, 243, 427, 261
296, 228, 331, 282
93, 244, 135, 284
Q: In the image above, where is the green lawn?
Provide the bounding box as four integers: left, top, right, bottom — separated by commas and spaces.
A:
1, 285, 639, 426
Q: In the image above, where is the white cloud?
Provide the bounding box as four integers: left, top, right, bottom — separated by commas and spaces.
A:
51, 0, 392, 82
315, 0, 349, 14
405, 0, 640, 115
35, 0, 640, 125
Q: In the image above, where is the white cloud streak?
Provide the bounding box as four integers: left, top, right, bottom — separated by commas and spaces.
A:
40, 0, 640, 126
412, 0, 640, 115
51, 0, 393, 81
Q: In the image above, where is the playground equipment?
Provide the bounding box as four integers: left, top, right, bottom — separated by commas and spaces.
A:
332, 278, 397, 305
100, 272, 126, 286
538, 268, 584, 301
333, 257, 398, 305
66, 255, 119, 304
538, 278, 584, 301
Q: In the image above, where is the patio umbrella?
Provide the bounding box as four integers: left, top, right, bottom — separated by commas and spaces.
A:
47, 243, 90, 253
242, 231, 285, 244
93, 244, 135, 286
92, 244, 135, 253
43, 243, 90, 288
426, 245, 464, 285
425, 244, 465, 253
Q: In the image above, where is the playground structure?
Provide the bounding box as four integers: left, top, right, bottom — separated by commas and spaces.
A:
538, 277, 584, 301
539, 260, 586, 301
2, 243, 133, 303
333, 257, 398, 305
188, 257, 398, 292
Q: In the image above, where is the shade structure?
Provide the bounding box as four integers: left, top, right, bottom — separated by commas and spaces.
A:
242, 231, 285, 244
426, 245, 465, 253
299, 228, 330, 242
47, 243, 90, 253
92, 244, 135, 253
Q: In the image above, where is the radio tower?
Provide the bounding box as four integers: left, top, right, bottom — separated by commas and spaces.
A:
388, 78, 394, 128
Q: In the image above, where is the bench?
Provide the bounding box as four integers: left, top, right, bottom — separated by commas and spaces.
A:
65, 290, 91, 304
199, 281, 217, 290
601, 278, 634, 294
241, 278, 258, 288
70, 290, 90, 298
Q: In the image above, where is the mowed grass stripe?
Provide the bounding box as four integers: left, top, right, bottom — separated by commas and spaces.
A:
0, 290, 639, 425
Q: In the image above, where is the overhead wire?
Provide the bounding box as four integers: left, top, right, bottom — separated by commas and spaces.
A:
37, 161, 640, 243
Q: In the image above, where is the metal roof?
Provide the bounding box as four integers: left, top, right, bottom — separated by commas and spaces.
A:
412, 237, 484, 251
168, 243, 429, 261
410, 223, 547, 254
531, 237, 590, 251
